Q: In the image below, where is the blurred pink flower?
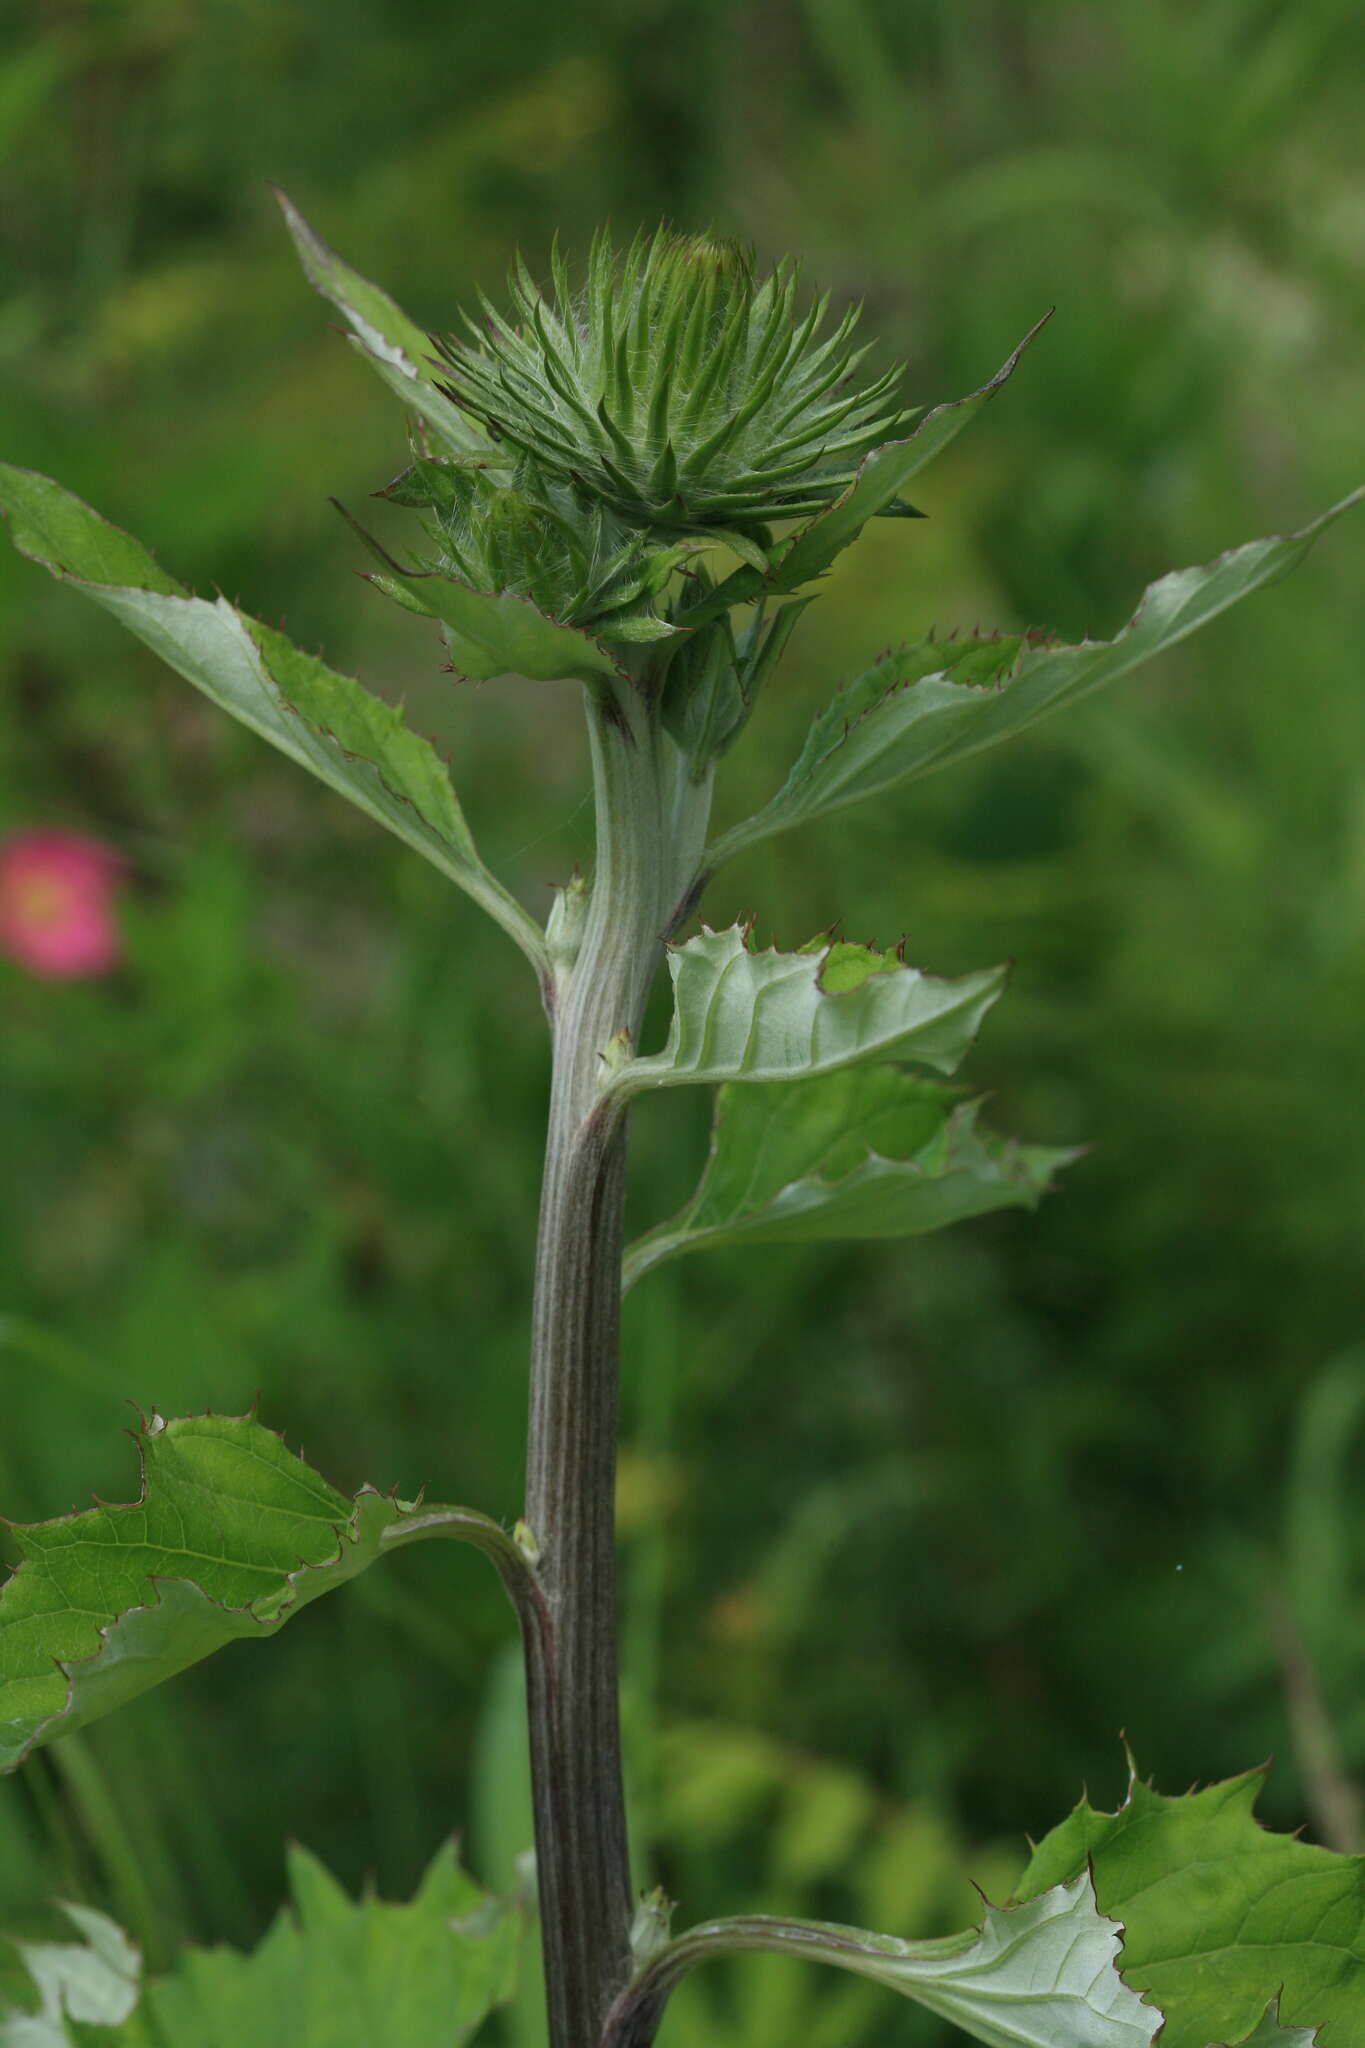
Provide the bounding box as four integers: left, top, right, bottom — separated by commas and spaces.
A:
0, 831, 124, 979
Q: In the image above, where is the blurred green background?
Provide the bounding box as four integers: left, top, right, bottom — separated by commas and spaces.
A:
2, 1, 1364, 2041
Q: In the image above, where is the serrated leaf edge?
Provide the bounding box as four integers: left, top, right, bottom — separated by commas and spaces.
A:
709, 486, 1365, 872
0, 467, 550, 979
623, 1092, 1075, 1288
425, 576, 636, 687
606, 921, 1008, 1102
0, 1408, 412, 1772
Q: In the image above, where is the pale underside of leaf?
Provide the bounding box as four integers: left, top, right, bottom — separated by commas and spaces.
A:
0, 1412, 513, 1772
710, 486, 1365, 870
607, 924, 1006, 1101
0, 464, 547, 978
0, 1903, 140, 2043
820, 1874, 1160, 2048
1017, 1764, 1361, 2047
623, 1067, 1074, 1289
274, 188, 491, 460
628, 1873, 1159, 2048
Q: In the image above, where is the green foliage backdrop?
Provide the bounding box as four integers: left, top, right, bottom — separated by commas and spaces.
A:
2, 2, 1363, 2041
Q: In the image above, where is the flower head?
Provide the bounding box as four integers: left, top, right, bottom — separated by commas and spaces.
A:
431, 228, 913, 541
0, 831, 123, 980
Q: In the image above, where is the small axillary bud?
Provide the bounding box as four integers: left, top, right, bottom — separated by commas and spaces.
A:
600, 1026, 634, 1075
629, 1885, 674, 1968
546, 868, 589, 982
513, 1518, 542, 1567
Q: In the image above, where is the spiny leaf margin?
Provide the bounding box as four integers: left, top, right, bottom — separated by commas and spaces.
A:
709, 487, 1365, 870
0, 463, 547, 976
1017, 1760, 1362, 2047
604, 923, 1007, 1101
623, 1066, 1075, 1289
0, 1410, 504, 1772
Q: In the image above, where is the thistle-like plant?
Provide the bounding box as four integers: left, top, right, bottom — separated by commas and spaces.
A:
430, 227, 916, 549
0, 200, 1361, 2048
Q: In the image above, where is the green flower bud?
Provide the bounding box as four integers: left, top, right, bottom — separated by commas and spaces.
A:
431, 228, 912, 542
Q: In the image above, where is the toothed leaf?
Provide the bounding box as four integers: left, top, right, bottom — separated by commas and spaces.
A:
2, 1845, 521, 2047
824, 1873, 1160, 2047
1017, 1766, 1363, 2046
139, 1841, 520, 2047
274, 190, 489, 458
623, 1068, 1074, 1288
641, 1873, 1157, 2048
0, 465, 546, 975
607, 925, 1005, 1099
1217, 2000, 1325, 2046
0, 1412, 505, 1770
711, 490, 1364, 867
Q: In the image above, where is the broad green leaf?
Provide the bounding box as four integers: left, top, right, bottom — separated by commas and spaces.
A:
137, 1841, 520, 2047
623, 1068, 1074, 1288
0, 1905, 139, 2044
274, 188, 490, 458
0, 465, 547, 977
615, 1874, 1158, 2048
2, 1845, 521, 2048
709, 489, 1365, 871
0, 1412, 514, 1770
605, 925, 1005, 1101
1219, 2001, 1324, 2046
1017, 1764, 1362, 2046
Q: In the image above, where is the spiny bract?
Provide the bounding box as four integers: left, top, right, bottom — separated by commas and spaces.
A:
379, 453, 689, 643
431, 227, 916, 541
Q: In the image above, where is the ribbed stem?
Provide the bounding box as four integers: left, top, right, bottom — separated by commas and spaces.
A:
524, 677, 708, 2048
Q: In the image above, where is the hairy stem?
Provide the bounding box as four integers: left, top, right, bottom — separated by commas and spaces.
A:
524, 677, 707, 2048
